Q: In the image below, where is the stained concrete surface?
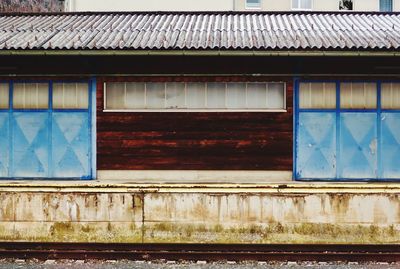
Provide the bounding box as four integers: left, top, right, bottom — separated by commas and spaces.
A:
1, 186, 400, 244
0, 260, 399, 269
0, 185, 398, 266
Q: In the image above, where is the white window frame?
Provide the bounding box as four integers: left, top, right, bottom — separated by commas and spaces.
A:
103, 81, 287, 113
245, 0, 262, 10
291, 0, 313, 11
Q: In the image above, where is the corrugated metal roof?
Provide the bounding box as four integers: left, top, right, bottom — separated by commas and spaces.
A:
0, 12, 400, 51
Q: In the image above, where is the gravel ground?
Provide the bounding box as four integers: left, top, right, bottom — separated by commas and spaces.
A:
0, 260, 399, 269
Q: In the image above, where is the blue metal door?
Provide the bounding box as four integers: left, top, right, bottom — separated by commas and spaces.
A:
295, 81, 400, 181
296, 112, 336, 179
12, 112, 49, 178
339, 113, 377, 179
380, 113, 400, 178
52, 112, 90, 178
0, 80, 94, 179
0, 113, 8, 177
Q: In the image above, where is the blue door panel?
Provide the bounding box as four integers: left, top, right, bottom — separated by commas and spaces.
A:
12, 112, 49, 178
0, 113, 9, 177
295, 81, 400, 181
296, 112, 336, 179
52, 112, 90, 178
381, 113, 400, 179
339, 113, 377, 179
0, 80, 94, 180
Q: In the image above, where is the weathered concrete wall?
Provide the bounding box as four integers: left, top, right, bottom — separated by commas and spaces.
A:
0, 192, 143, 242
143, 191, 400, 243
0, 184, 399, 244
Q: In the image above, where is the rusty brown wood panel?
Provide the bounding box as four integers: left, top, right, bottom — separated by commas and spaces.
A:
97, 77, 293, 170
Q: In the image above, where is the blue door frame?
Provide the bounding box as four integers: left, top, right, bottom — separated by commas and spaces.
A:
294, 79, 400, 182
0, 79, 96, 180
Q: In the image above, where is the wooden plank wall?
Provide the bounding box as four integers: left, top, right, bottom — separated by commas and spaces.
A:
97, 77, 293, 170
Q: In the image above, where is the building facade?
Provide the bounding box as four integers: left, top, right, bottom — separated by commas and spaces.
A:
0, 12, 399, 245
0, 12, 399, 182
65, 0, 400, 12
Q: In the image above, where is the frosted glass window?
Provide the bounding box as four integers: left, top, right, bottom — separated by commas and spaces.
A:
247, 83, 267, 109
292, 0, 312, 9
207, 83, 226, 108
300, 83, 336, 109
187, 83, 206, 109
227, 83, 246, 109
0, 83, 8, 109
166, 83, 185, 109
382, 83, 400, 109
105, 83, 125, 109
105, 82, 145, 109
126, 83, 145, 109
341, 83, 376, 109
104, 81, 285, 111
13, 83, 48, 109
268, 83, 285, 109
146, 83, 165, 109
53, 83, 88, 109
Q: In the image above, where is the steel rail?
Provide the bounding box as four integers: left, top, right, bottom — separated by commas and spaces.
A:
0, 243, 399, 262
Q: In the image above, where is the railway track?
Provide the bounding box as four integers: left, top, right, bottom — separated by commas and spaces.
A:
0, 243, 399, 262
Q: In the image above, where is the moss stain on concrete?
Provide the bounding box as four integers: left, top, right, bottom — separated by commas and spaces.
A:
0, 221, 398, 244
143, 222, 400, 244
0, 222, 142, 243
0, 191, 399, 244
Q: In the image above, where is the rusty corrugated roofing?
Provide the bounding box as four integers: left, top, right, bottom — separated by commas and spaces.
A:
0, 12, 400, 51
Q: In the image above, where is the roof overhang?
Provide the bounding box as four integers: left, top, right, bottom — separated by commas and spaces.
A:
0, 50, 399, 57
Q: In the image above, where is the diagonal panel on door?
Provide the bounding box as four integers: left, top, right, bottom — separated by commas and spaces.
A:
339, 113, 377, 179
381, 112, 400, 179
52, 112, 90, 178
12, 112, 49, 178
296, 112, 336, 179
0, 113, 9, 177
